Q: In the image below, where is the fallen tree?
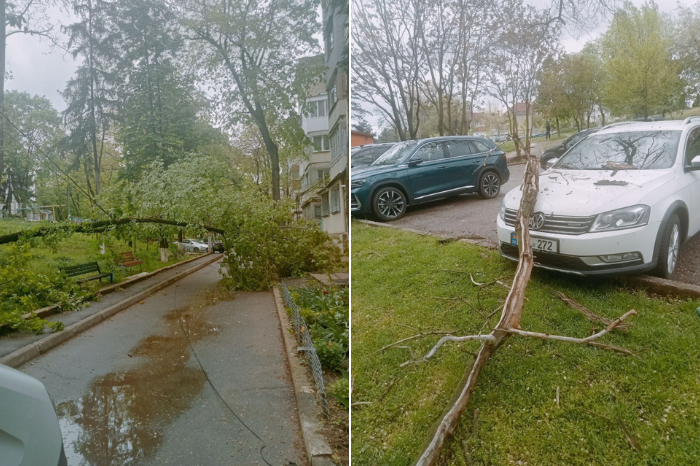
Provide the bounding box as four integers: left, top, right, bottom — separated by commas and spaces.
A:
0, 217, 225, 246
413, 149, 636, 466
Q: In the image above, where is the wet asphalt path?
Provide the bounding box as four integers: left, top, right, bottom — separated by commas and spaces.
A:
21, 260, 306, 466
382, 162, 700, 287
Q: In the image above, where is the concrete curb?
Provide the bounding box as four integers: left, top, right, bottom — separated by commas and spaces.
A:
5, 253, 214, 327
621, 275, 700, 299
272, 286, 336, 466
0, 254, 222, 368
355, 219, 700, 300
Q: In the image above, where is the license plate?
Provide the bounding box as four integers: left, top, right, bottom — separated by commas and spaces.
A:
510, 232, 558, 253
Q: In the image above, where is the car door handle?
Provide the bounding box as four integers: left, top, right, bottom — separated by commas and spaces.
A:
438, 165, 447, 169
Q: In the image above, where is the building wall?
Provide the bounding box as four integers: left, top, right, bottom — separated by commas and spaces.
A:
321, 0, 349, 239
351, 131, 373, 147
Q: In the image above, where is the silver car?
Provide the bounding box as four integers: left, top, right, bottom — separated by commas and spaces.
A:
0, 364, 67, 466
178, 239, 209, 253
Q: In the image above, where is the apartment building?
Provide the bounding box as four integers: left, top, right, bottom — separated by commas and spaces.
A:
319, 0, 349, 245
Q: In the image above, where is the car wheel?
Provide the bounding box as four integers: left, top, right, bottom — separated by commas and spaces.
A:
478, 172, 501, 199
194, 248, 200, 253
373, 187, 407, 222
654, 214, 682, 279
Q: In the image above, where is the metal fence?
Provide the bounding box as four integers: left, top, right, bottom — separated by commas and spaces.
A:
280, 281, 329, 418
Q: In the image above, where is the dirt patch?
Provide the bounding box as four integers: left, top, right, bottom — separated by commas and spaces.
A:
322, 371, 350, 465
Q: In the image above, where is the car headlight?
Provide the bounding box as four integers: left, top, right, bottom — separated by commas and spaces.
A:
590, 205, 650, 232
351, 178, 366, 189
499, 199, 506, 221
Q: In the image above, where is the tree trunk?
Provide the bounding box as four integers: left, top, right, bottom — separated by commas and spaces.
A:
416, 154, 540, 466
251, 106, 280, 201
159, 237, 169, 262
87, 0, 100, 196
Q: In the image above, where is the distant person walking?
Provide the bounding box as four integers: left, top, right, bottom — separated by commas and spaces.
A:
545, 120, 551, 140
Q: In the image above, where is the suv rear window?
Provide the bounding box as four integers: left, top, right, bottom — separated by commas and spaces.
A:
557, 130, 681, 170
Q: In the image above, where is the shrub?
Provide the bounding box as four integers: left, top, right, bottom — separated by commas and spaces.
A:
328, 370, 350, 409
291, 286, 349, 371
0, 243, 97, 334
221, 195, 341, 290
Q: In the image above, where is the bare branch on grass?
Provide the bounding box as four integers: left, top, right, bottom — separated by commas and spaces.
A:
554, 291, 631, 331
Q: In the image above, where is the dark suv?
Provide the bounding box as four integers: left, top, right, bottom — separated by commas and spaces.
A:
540, 128, 599, 168
351, 136, 509, 221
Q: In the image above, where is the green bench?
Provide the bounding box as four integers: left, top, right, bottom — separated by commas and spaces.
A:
61, 262, 113, 284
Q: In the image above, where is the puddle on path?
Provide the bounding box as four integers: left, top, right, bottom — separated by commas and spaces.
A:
56, 283, 234, 465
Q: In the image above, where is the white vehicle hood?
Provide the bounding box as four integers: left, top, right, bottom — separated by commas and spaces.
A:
504, 169, 675, 216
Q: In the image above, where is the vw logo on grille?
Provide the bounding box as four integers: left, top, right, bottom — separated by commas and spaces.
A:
530, 212, 546, 230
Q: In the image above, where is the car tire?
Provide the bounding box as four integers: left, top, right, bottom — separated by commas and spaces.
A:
478, 171, 501, 199
372, 186, 407, 222
654, 213, 682, 279
194, 248, 200, 253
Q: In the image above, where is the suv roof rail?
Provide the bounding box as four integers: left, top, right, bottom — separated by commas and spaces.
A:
683, 115, 700, 125
601, 121, 635, 130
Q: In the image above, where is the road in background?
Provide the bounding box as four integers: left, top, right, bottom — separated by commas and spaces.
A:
21, 261, 307, 466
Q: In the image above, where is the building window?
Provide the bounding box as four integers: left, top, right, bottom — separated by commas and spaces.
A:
321, 192, 330, 217
330, 184, 341, 214
308, 100, 326, 118
317, 169, 329, 181
312, 135, 329, 152
328, 84, 337, 112
314, 205, 322, 219
330, 117, 348, 162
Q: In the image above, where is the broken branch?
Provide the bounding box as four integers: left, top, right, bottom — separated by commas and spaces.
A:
378, 331, 457, 352
554, 291, 630, 331
502, 309, 636, 344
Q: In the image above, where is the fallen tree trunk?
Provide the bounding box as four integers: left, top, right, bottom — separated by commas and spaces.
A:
415, 152, 541, 466
0, 217, 225, 245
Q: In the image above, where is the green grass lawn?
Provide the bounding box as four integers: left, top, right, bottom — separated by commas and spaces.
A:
351, 222, 700, 465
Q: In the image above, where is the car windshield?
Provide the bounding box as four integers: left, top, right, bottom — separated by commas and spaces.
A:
371, 140, 418, 166
556, 130, 681, 170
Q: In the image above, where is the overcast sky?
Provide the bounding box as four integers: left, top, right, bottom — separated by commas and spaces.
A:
353, 0, 699, 132
7, 4, 325, 114
6, 0, 698, 124
7, 3, 77, 111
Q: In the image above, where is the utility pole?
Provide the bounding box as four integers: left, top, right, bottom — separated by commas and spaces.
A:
67, 186, 71, 220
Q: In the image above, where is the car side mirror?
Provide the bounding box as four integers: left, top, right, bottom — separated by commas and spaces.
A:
407, 157, 424, 166
691, 155, 700, 169
546, 158, 559, 168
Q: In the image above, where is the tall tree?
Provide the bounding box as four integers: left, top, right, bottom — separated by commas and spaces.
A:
673, 3, 700, 107
1, 91, 61, 214
1, 0, 60, 191
601, 1, 681, 119
62, 0, 117, 199
112, 0, 222, 181
175, 0, 322, 201
351, 0, 424, 140
488, 0, 558, 156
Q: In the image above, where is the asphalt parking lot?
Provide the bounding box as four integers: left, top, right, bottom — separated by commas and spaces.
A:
371, 162, 700, 287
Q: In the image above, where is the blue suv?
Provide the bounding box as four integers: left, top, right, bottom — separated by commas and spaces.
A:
351, 136, 509, 221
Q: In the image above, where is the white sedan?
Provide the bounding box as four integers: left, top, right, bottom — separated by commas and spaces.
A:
497, 118, 700, 278
177, 239, 209, 253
